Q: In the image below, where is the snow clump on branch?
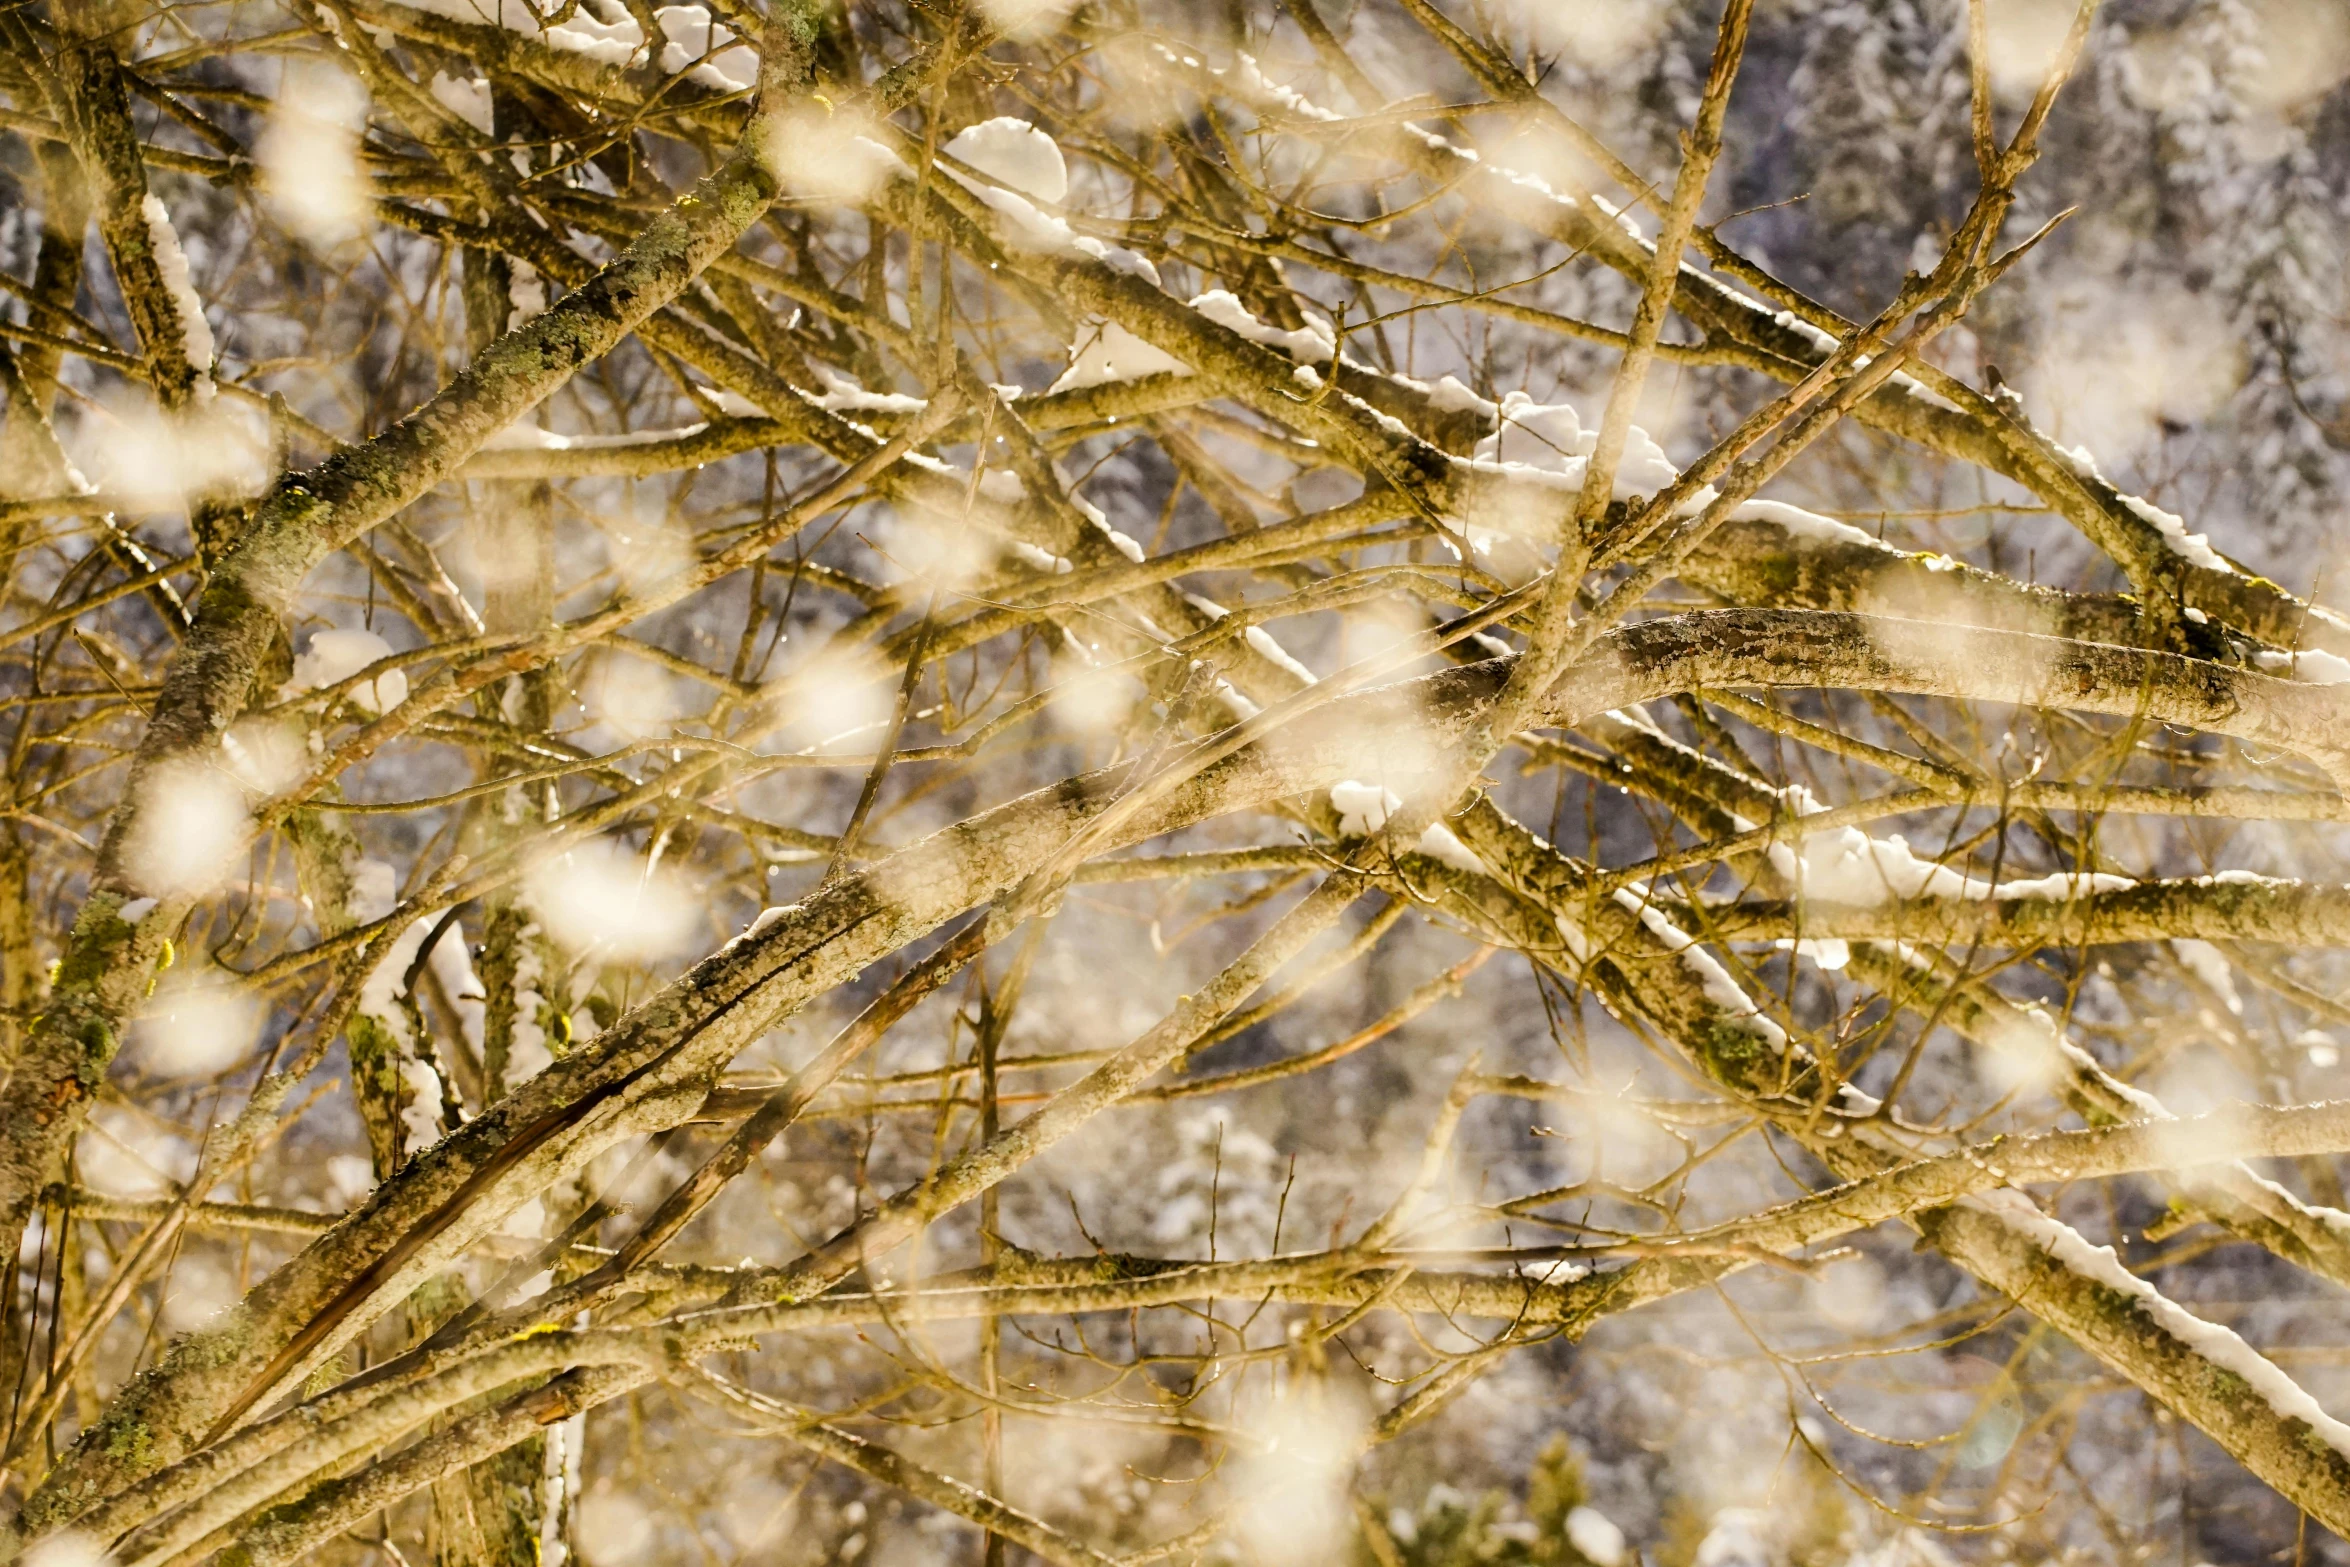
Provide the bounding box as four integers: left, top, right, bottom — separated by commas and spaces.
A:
1750, 786, 2136, 905
403, 0, 752, 90
140, 197, 216, 400
1329, 781, 1489, 874
290, 627, 409, 715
